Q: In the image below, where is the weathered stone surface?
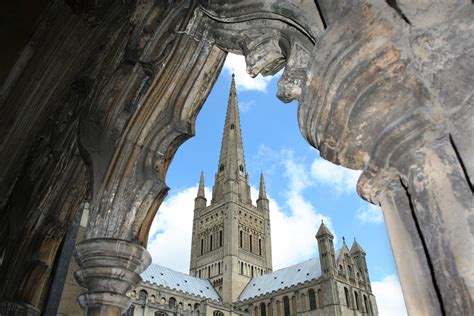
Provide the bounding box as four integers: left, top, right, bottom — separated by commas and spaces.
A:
73, 238, 151, 314
199, 1, 473, 315
0, 0, 472, 314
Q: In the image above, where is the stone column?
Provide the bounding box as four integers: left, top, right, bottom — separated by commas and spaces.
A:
73, 239, 151, 315
74, 1, 226, 314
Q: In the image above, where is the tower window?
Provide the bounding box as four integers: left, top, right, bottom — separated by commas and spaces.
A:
354, 291, 360, 310
308, 289, 316, 310
250, 235, 253, 252
344, 287, 350, 307
200, 239, 203, 255
210, 234, 213, 251
239, 165, 244, 172
230, 124, 235, 130
220, 164, 224, 172
259, 239, 262, 256
208, 266, 211, 278
239, 230, 243, 248
219, 230, 223, 247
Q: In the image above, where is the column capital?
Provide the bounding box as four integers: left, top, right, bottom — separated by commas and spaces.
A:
73, 238, 151, 314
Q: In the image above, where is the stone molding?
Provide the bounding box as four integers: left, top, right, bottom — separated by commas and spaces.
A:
74, 238, 151, 313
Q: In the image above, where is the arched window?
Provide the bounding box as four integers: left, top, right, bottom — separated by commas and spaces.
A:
347, 265, 352, 277
213, 311, 224, 316
291, 296, 297, 314
168, 297, 176, 308
200, 239, 204, 255
267, 303, 272, 316
276, 301, 281, 316
259, 239, 262, 256
220, 164, 224, 172
344, 287, 350, 307
239, 164, 244, 172
230, 123, 235, 130
308, 289, 317, 310
161, 297, 166, 305
250, 235, 253, 252
208, 266, 211, 277
149, 295, 156, 303
364, 295, 369, 313
260, 302, 267, 316
251, 266, 254, 277
188, 304, 192, 310
283, 296, 290, 316
194, 303, 200, 310
317, 289, 323, 308
210, 234, 213, 251
339, 265, 343, 272
254, 306, 259, 316
240, 231, 243, 248
179, 302, 183, 309
198, 269, 201, 278
219, 230, 223, 247
354, 291, 360, 310
240, 261, 244, 274
218, 262, 221, 274
155, 312, 167, 316
139, 289, 148, 303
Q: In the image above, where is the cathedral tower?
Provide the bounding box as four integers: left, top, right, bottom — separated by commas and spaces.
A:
316, 220, 336, 276
189, 74, 272, 303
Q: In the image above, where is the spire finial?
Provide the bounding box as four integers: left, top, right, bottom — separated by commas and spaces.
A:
197, 171, 205, 198
258, 173, 268, 200
342, 236, 346, 244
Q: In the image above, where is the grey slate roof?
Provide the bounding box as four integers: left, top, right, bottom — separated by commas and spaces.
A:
141, 264, 221, 301
239, 257, 322, 302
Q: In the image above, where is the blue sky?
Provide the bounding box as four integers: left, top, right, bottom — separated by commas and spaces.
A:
147, 54, 407, 316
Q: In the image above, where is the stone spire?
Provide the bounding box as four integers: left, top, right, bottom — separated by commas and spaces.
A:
257, 173, 269, 210
194, 171, 206, 211
211, 74, 251, 204
197, 171, 205, 198
316, 220, 333, 238
351, 238, 366, 254
258, 173, 267, 200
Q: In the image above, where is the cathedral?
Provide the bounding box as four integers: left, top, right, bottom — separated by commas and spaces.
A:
123, 76, 378, 316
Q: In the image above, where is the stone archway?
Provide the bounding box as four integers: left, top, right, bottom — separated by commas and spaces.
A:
0, 1, 471, 315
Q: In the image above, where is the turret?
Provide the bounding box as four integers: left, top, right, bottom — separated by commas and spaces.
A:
257, 173, 269, 210
351, 238, 369, 282
194, 171, 207, 213
316, 220, 336, 276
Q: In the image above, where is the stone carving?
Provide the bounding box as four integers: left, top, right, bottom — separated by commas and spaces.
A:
199, 0, 473, 315
0, 0, 471, 314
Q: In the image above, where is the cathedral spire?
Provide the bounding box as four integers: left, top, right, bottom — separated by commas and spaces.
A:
212, 74, 251, 204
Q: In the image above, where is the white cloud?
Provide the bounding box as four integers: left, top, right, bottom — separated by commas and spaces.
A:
223, 53, 272, 92
147, 186, 210, 273
239, 100, 256, 113
310, 158, 361, 194
261, 149, 334, 269
357, 204, 384, 224
372, 275, 408, 316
